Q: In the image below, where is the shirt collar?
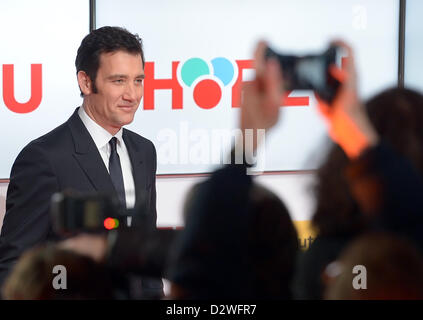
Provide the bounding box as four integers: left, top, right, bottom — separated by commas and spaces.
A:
78, 106, 124, 150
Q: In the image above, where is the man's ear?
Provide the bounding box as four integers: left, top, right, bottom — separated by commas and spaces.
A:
77, 71, 93, 96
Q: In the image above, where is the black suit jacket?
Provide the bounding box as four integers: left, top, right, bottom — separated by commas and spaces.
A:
0, 108, 158, 292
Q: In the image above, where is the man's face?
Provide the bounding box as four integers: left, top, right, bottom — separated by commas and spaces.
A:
84, 50, 144, 134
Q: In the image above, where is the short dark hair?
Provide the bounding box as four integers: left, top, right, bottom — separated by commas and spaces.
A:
169, 181, 298, 299
75, 26, 145, 97
247, 184, 299, 299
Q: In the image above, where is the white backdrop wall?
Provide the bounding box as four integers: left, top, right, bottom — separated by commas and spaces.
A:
405, 0, 423, 91
96, 0, 399, 174
0, 0, 400, 178
0, 0, 90, 179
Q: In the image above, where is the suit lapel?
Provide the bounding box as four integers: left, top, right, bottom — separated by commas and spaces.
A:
67, 108, 116, 194
123, 128, 147, 207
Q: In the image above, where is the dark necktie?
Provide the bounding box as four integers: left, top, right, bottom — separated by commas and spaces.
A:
109, 137, 126, 208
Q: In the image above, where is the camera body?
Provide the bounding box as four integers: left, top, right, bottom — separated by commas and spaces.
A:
50, 191, 131, 236
265, 45, 343, 103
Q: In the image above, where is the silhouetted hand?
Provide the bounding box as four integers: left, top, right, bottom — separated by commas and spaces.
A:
59, 233, 108, 263
240, 41, 284, 151
316, 41, 379, 159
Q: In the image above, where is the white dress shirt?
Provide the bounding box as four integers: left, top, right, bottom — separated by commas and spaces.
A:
78, 106, 136, 210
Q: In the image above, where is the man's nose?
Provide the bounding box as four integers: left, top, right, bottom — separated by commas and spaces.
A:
123, 83, 140, 102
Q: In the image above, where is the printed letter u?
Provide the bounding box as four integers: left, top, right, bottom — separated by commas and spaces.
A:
3, 64, 42, 114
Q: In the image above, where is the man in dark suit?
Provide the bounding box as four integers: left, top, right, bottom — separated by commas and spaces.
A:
0, 26, 161, 297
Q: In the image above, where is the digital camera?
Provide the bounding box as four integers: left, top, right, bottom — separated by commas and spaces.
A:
265, 44, 343, 103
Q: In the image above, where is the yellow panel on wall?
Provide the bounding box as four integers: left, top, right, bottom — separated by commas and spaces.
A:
294, 220, 316, 250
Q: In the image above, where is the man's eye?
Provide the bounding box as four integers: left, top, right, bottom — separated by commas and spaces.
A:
135, 79, 143, 84
114, 79, 124, 84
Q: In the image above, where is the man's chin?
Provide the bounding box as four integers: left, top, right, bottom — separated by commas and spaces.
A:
116, 115, 135, 127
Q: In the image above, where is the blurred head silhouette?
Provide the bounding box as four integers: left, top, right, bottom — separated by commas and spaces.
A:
324, 232, 423, 300
2, 245, 113, 300
167, 181, 298, 299
313, 87, 423, 236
